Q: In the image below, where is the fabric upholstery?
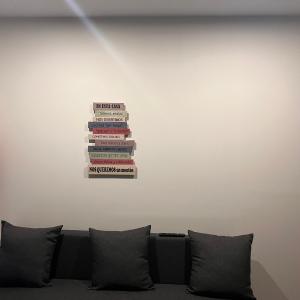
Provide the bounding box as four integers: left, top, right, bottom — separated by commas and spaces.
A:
0, 221, 63, 287
89, 225, 153, 290
52, 231, 190, 284
188, 231, 255, 300
0, 279, 229, 300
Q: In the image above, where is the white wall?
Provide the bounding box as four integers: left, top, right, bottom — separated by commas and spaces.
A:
0, 17, 299, 300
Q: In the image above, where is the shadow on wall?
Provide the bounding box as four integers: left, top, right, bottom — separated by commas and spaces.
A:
0, 144, 3, 196
0, 140, 8, 224
252, 261, 288, 300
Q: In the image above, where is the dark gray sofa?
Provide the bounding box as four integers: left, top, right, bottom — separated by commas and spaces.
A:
0, 230, 229, 300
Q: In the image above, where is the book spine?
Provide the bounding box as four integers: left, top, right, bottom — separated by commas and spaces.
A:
88, 146, 132, 153
94, 111, 128, 118
93, 117, 127, 122
89, 152, 131, 159
95, 140, 135, 147
88, 134, 125, 140
89, 164, 136, 176
92, 128, 130, 135
93, 103, 126, 111
90, 159, 134, 165
88, 122, 127, 129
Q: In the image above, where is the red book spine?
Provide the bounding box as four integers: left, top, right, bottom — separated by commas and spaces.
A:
90, 159, 134, 165
92, 128, 130, 135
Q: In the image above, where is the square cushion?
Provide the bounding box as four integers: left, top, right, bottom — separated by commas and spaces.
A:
188, 230, 256, 300
0, 221, 63, 287
89, 225, 153, 290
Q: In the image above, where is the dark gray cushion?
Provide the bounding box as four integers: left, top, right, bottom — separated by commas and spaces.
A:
0, 279, 230, 300
188, 231, 255, 300
0, 221, 63, 287
89, 225, 153, 290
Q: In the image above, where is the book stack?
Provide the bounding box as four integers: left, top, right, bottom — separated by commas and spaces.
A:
88, 102, 136, 177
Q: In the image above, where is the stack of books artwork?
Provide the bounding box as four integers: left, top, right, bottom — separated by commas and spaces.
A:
88, 102, 136, 178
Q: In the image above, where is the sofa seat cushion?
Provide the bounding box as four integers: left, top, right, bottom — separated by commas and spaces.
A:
0, 279, 229, 300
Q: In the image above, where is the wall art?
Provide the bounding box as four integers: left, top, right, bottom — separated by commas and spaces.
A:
88, 102, 136, 178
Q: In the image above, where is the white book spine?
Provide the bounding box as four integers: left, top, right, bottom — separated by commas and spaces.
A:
88, 134, 125, 140
89, 164, 136, 176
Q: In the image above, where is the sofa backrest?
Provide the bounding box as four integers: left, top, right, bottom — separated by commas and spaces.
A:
52, 230, 191, 284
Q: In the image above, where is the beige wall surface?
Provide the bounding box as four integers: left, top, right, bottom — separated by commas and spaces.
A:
0, 17, 299, 300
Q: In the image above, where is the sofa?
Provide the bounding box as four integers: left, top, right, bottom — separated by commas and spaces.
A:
0, 230, 240, 300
